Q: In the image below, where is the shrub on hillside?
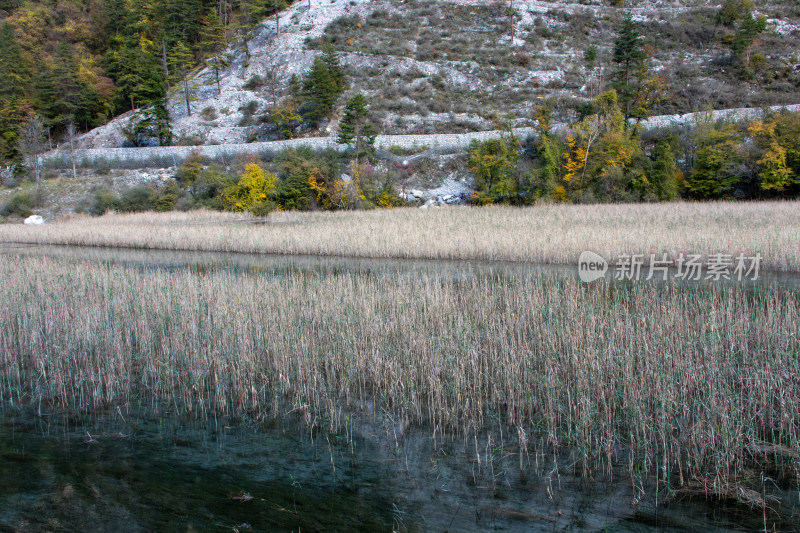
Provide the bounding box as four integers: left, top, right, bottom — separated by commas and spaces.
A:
243, 75, 265, 91
0, 191, 33, 218
91, 186, 155, 215
200, 106, 218, 121
116, 186, 154, 212
90, 189, 118, 215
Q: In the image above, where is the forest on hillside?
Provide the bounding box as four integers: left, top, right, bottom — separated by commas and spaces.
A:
0, 0, 287, 164
1, 0, 798, 215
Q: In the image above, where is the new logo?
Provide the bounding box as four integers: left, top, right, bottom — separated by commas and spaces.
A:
578, 251, 608, 283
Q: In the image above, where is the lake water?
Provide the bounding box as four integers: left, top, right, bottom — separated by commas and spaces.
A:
1, 244, 798, 531
5, 402, 796, 532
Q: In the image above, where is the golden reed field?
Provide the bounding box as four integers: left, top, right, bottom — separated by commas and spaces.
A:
1, 255, 798, 508
1, 200, 799, 511
1, 200, 799, 270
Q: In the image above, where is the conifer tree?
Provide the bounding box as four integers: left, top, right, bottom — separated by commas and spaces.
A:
650, 138, 679, 200
611, 18, 659, 128
730, 11, 766, 63
715, 0, 766, 63
200, 8, 226, 53
301, 57, 337, 123
34, 42, 100, 130
239, 0, 268, 27
200, 8, 230, 95
301, 48, 346, 124
337, 94, 376, 161
320, 45, 346, 93
0, 23, 29, 100
102, 0, 131, 37
107, 35, 166, 113
205, 54, 231, 96
0, 97, 32, 163
0, 22, 32, 163
169, 41, 197, 116
50, 43, 86, 127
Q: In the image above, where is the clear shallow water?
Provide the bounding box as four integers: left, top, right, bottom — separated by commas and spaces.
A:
1, 243, 799, 531
3, 405, 796, 533
0, 405, 399, 532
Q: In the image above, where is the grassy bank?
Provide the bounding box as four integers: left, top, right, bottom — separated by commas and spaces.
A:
2, 200, 800, 271
1, 255, 798, 506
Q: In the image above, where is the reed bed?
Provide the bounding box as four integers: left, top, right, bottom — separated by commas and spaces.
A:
1, 255, 798, 500
2, 200, 800, 271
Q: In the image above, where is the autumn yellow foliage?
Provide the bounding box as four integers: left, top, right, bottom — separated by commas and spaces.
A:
223, 163, 278, 212
749, 120, 794, 191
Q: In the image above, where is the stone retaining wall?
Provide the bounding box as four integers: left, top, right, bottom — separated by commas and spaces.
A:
41, 103, 800, 169
42, 129, 537, 168
635, 104, 800, 131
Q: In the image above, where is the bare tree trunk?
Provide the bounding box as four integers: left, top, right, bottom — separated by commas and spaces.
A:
268, 66, 278, 107
183, 77, 192, 116
510, 0, 514, 41
218, 0, 227, 26
355, 122, 362, 162
67, 121, 76, 181
579, 126, 599, 186
597, 47, 603, 96
162, 38, 170, 89
22, 114, 45, 191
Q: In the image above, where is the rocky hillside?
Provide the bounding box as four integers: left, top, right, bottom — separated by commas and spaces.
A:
77, 0, 800, 148
4, 0, 797, 220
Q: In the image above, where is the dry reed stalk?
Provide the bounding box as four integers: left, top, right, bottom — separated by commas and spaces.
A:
0, 200, 798, 270
0, 254, 798, 497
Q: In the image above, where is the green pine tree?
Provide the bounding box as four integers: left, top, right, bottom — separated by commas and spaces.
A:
300, 48, 346, 125
730, 12, 766, 62
0, 96, 32, 163
320, 45, 346, 93
169, 41, 198, 116
101, 0, 132, 38
650, 138, 679, 200
106, 34, 166, 113
337, 94, 377, 161
0, 23, 29, 100
205, 54, 231, 96
611, 18, 659, 128
200, 9, 226, 54
289, 73, 302, 97
34, 42, 98, 130
301, 56, 339, 123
